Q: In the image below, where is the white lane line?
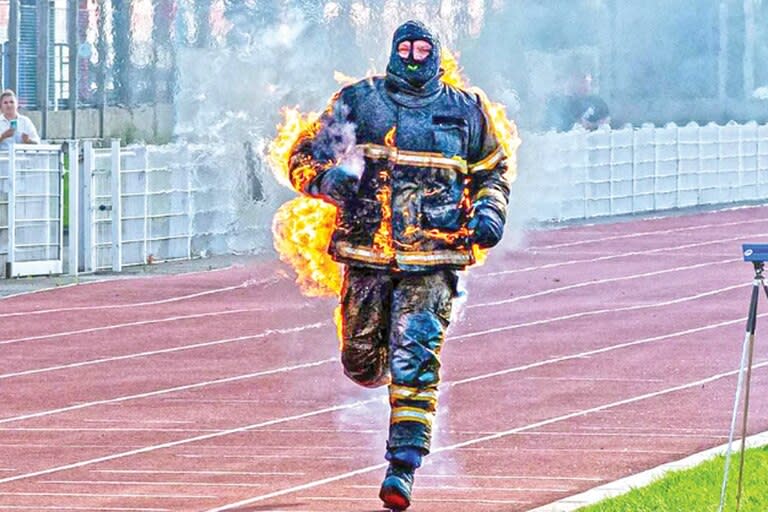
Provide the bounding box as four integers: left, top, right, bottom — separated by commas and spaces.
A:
0, 492, 216, 499
418, 474, 603, 482
304, 496, 532, 504
0, 306, 275, 346
176, 454, 356, 460
0, 322, 327, 380
0, 358, 335, 425
205, 362, 768, 511
0, 276, 281, 318
525, 217, 768, 251
0, 316, 755, 489
348, 483, 573, 492
469, 257, 738, 309
0, 507, 171, 511
43, 480, 266, 487
480, 233, 766, 277
0, 258, 733, 381
1, 292, 751, 427
0, 398, 380, 485
92, 470, 305, 476
0, 264, 237, 301
448, 314, 768, 386
455, 282, 747, 342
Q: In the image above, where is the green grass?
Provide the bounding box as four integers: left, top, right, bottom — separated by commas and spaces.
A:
578, 446, 768, 512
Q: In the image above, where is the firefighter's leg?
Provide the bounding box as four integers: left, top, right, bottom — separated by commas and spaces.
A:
339, 266, 393, 388
380, 270, 456, 510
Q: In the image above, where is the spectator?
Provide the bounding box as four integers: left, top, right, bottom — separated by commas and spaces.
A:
543, 70, 610, 132
0, 89, 40, 150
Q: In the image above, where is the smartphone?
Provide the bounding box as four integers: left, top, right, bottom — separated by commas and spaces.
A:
9, 119, 17, 130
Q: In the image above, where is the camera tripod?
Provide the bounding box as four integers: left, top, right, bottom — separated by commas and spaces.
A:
717, 252, 768, 512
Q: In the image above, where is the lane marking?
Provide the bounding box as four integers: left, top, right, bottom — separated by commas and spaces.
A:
1, 321, 762, 489
525, 217, 768, 251
1, 291, 755, 426
0, 276, 281, 318
0, 492, 216, 499
0, 358, 336, 425
92, 470, 305, 476
455, 282, 747, 342
469, 257, 738, 309
42, 480, 266, 487
449, 315, 768, 386
0, 507, 171, 511
0, 306, 287, 346
205, 362, 768, 511
0, 322, 328, 380
6, 258, 730, 380
479, 233, 767, 277
0, 398, 381, 485
0, 264, 237, 302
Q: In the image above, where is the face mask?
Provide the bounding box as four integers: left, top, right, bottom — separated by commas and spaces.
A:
386, 20, 441, 88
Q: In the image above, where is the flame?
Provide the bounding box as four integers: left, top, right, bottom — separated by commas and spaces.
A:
384, 126, 397, 147
272, 197, 342, 297
267, 106, 321, 189
440, 48, 466, 89
372, 171, 395, 259
334, 305, 344, 350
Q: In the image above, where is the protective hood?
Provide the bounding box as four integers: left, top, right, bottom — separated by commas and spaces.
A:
385, 20, 443, 105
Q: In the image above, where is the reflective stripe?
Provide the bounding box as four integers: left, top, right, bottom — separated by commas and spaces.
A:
335, 242, 393, 265
357, 144, 468, 174
391, 406, 435, 426
396, 250, 472, 266
475, 188, 507, 205
389, 385, 438, 405
469, 146, 504, 173
335, 242, 473, 267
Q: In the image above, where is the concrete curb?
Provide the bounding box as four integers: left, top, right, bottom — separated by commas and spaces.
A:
529, 430, 768, 511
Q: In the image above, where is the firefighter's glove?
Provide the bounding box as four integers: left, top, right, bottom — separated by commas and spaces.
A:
468, 207, 504, 248
315, 166, 359, 206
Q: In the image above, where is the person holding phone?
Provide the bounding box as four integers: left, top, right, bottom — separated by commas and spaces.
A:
0, 89, 40, 150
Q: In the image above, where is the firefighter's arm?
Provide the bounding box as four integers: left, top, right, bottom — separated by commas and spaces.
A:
288, 92, 358, 205
467, 99, 511, 249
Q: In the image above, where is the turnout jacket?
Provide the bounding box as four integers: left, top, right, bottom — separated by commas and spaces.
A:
289, 76, 511, 272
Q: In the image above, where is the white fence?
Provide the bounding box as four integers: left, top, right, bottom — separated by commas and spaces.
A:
1, 121, 767, 279
515, 122, 768, 222
78, 140, 194, 273
0, 145, 64, 278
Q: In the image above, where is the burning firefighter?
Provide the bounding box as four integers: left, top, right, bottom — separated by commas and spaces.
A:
287, 20, 512, 511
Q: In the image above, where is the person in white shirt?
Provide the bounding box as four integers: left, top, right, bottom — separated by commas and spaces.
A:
0, 89, 40, 150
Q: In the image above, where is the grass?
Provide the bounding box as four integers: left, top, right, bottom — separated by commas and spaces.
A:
578, 445, 768, 512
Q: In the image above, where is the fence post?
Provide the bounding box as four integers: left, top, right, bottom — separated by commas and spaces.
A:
68, 140, 79, 275
110, 139, 122, 272
6, 146, 15, 276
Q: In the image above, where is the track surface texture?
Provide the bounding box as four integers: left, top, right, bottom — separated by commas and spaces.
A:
1, 206, 767, 512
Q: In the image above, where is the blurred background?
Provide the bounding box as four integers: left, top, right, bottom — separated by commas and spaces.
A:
2, 0, 768, 142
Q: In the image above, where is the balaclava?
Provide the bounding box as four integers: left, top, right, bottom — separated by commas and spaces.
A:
385, 20, 443, 104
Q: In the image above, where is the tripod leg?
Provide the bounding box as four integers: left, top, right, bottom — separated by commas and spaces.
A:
736, 279, 760, 512
718, 282, 760, 512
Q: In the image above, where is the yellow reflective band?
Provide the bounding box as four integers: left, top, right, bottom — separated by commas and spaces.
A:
469, 146, 504, 173
475, 188, 507, 204
389, 386, 438, 405
335, 242, 393, 265
391, 407, 435, 426
396, 250, 472, 266
357, 144, 468, 174
336, 242, 473, 267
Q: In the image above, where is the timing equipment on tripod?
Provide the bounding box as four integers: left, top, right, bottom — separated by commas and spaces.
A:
717, 244, 768, 512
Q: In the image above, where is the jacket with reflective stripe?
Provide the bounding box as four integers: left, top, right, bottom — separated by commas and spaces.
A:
289, 77, 510, 272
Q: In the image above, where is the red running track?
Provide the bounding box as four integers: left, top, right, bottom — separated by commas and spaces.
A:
1, 205, 767, 512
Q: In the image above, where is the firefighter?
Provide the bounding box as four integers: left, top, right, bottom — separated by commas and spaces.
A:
289, 20, 511, 510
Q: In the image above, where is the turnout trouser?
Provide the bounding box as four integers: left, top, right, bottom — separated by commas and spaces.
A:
339, 266, 457, 453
